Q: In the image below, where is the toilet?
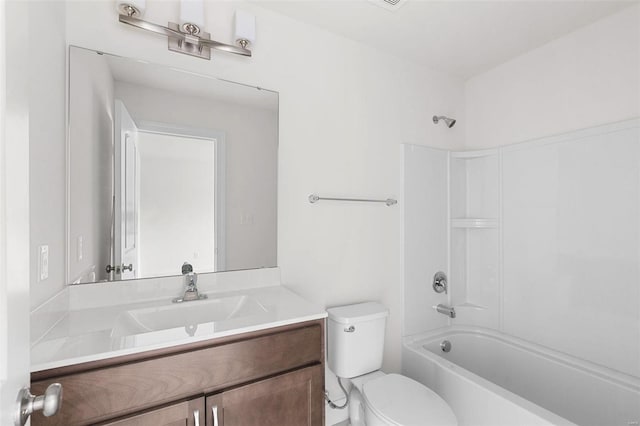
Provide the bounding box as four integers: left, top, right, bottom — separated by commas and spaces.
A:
327, 302, 457, 426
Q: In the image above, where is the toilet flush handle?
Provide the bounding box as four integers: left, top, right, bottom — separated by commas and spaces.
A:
344, 325, 355, 333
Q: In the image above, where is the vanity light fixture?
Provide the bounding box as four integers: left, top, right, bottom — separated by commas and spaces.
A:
117, 0, 252, 60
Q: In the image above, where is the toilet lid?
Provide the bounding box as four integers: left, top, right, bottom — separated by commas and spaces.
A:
362, 374, 457, 426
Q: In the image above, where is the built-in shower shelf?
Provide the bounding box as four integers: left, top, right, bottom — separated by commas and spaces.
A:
451, 218, 499, 229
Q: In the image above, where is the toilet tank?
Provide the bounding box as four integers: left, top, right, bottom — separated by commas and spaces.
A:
327, 302, 389, 378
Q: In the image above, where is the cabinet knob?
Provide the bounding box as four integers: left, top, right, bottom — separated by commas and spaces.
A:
15, 383, 63, 426
193, 409, 200, 426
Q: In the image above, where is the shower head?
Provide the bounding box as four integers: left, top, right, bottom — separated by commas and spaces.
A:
433, 115, 456, 128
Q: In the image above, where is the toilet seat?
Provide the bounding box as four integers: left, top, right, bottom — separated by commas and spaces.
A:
362, 374, 457, 426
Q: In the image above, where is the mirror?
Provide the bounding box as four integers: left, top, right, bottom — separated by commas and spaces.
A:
68, 46, 278, 284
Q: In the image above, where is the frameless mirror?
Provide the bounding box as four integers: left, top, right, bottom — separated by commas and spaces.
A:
68, 46, 278, 284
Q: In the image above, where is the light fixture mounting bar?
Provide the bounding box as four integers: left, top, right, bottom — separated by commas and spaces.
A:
118, 13, 251, 59
167, 22, 212, 60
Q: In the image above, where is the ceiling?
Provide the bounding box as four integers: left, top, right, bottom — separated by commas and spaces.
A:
254, 0, 637, 79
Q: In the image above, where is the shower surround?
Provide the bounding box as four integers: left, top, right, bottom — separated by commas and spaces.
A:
401, 118, 640, 424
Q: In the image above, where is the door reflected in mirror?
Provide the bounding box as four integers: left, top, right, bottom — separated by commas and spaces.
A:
68, 46, 278, 284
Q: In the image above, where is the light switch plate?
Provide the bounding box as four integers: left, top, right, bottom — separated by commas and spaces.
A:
77, 235, 83, 261
39, 245, 49, 281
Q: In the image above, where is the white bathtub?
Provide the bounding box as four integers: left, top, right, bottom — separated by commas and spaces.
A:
402, 327, 640, 426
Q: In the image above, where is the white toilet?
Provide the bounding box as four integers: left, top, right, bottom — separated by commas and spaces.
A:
327, 302, 457, 426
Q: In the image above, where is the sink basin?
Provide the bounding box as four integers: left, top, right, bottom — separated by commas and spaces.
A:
111, 295, 268, 338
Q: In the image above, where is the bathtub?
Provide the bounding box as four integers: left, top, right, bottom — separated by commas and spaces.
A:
402, 327, 640, 426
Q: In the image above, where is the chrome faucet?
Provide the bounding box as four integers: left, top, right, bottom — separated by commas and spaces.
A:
434, 304, 456, 318
173, 262, 208, 303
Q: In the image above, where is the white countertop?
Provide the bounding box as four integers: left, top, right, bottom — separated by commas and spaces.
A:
31, 285, 327, 372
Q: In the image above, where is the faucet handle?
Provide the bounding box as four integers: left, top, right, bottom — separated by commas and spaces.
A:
182, 262, 193, 275
433, 271, 448, 294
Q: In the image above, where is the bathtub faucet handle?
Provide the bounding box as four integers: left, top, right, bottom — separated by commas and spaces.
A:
433, 271, 448, 294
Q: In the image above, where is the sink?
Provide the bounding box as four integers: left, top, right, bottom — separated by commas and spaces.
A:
111, 295, 268, 338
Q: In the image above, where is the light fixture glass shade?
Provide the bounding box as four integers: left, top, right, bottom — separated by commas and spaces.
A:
180, 0, 204, 29
234, 10, 256, 44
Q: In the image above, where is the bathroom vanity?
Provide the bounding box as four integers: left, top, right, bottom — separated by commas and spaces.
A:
31, 319, 324, 426
27, 45, 325, 426
30, 281, 327, 426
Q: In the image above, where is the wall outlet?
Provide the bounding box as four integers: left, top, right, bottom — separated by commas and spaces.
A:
39, 245, 49, 281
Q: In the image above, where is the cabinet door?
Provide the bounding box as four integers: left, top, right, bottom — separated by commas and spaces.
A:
206, 365, 324, 426
104, 397, 205, 426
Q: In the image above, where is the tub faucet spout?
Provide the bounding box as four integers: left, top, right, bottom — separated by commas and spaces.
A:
434, 304, 456, 318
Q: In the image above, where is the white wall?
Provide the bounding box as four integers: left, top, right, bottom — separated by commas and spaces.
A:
68, 48, 115, 284
465, 4, 640, 149
29, 1, 67, 309
115, 83, 278, 272
136, 132, 216, 276
64, 0, 465, 378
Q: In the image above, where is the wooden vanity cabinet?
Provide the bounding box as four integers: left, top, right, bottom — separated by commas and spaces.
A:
205, 364, 323, 426
102, 398, 205, 426
31, 319, 325, 426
